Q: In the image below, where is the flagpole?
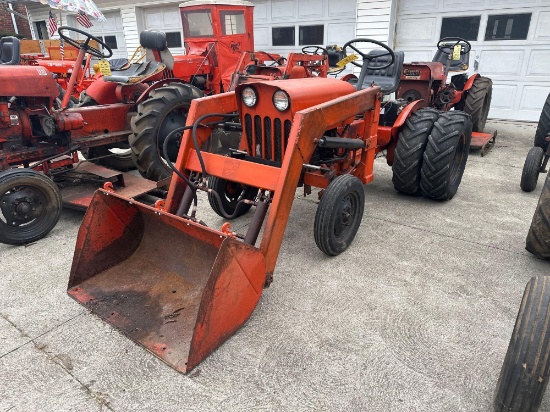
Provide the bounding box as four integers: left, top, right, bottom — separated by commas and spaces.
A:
58, 11, 63, 61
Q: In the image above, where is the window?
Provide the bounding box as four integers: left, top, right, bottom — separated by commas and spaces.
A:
97, 36, 118, 50
35, 21, 48, 40
220, 11, 245, 35
485, 13, 531, 41
440, 16, 480, 41
299, 25, 324, 46
182, 10, 213, 37
166, 32, 182, 48
272, 26, 295, 46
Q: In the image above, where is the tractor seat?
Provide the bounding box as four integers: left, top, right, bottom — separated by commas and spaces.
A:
351, 50, 404, 94
0, 36, 20, 65
109, 58, 130, 71
103, 30, 173, 83
432, 44, 470, 72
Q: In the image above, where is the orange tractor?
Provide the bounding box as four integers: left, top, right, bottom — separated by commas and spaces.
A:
68, 39, 473, 373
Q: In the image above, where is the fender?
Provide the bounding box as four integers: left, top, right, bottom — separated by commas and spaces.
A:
463, 73, 480, 92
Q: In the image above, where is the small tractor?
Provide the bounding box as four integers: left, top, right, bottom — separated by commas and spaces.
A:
520, 92, 550, 192
67, 39, 474, 373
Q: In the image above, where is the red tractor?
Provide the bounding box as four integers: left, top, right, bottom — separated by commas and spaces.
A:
66, 39, 474, 374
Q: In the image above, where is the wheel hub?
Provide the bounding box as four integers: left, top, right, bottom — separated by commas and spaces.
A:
335, 196, 353, 237
1, 187, 42, 226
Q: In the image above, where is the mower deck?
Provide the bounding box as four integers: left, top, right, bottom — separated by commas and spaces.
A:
471, 130, 497, 156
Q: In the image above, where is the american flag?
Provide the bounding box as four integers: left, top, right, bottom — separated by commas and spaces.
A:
48, 10, 57, 37
76, 11, 93, 28
59, 38, 64, 59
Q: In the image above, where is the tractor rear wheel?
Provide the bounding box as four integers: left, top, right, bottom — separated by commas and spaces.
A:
463, 76, 492, 132
521, 146, 544, 192
129, 83, 204, 181
314, 174, 365, 256
534, 93, 550, 151
526, 171, 550, 259
80, 144, 135, 171
0, 169, 62, 245
420, 111, 472, 200
207, 176, 256, 218
392, 107, 440, 195
494, 276, 550, 412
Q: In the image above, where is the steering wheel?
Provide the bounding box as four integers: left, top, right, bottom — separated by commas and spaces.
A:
437, 37, 471, 56
58, 26, 113, 59
301, 46, 328, 56
342, 38, 395, 70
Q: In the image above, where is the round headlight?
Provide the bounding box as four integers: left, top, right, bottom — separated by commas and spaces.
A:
242, 87, 257, 107
273, 90, 289, 111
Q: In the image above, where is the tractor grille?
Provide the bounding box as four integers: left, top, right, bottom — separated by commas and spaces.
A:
244, 114, 291, 163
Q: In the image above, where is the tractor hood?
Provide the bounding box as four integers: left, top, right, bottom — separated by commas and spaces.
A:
0, 66, 59, 99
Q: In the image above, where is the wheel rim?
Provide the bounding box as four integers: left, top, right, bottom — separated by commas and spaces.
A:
157, 109, 187, 162
334, 193, 359, 239
0, 184, 48, 230
450, 132, 467, 183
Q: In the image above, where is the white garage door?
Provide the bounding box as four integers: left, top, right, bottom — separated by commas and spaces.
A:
252, 0, 356, 55
143, 5, 184, 56
395, 0, 550, 121
73, 11, 127, 60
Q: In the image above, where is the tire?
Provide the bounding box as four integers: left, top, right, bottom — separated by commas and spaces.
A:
534, 93, 550, 151
207, 176, 256, 218
392, 107, 440, 195
420, 111, 472, 200
314, 174, 365, 256
80, 144, 136, 171
526, 171, 550, 259
129, 83, 204, 181
521, 147, 544, 192
494, 276, 550, 412
463, 76, 492, 132
0, 169, 62, 245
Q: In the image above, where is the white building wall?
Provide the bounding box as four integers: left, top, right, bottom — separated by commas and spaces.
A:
356, 0, 395, 45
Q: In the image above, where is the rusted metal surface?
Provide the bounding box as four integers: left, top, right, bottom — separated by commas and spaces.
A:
68, 190, 266, 373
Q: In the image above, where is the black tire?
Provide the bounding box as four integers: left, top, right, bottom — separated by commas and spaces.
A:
314, 174, 365, 256
494, 276, 550, 412
526, 171, 550, 259
463, 76, 492, 132
521, 147, 544, 192
534, 93, 550, 151
207, 176, 256, 218
129, 83, 204, 181
392, 107, 440, 195
420, 111, 472, 200
0, 169, 62, 245
80, 144, 135, 171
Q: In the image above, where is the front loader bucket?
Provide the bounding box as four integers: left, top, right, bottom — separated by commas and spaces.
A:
68, 190, 266, 373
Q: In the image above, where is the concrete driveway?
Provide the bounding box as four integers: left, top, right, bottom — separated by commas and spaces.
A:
1, 119, 548, 411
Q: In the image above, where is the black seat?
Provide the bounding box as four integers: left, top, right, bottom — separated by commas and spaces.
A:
432, 43, 470, 72
103, 30, 173, 83
353, 50, 404, 94
0, 36, 20, 65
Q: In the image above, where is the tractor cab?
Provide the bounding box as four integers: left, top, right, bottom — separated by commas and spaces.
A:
173, 0, 255, 93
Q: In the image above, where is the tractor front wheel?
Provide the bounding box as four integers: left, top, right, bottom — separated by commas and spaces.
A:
494, 276, 550, 412
207, 176, 256, 218
462, 76, 492, 132
521, 146, 544, 192
420, 111, 472, 200
526, 170, 550, 259
0, 169, 62, 245
129, 83, 204, 181
314, 174, 365, 256
392, 107, 440, 195
534, 92, 550, 151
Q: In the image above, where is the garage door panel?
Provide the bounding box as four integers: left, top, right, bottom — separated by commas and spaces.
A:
491, 85, 518, 109
328, 0, 355, 16
254, 1, 269, 21
254, 27, 270, 48
327, 23, 355, 45
526, 50, 550, 76
478, 50, 524, 75
400, 50, 434, 62
272, 0, 296, 20
145, 11, 162, 27
397, 17, 437, 45
399, 0, 438, 12
534, 11, 550, 39
443, 0, 485, 7
299, 0, 323, 18
520, 85, 550, 110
